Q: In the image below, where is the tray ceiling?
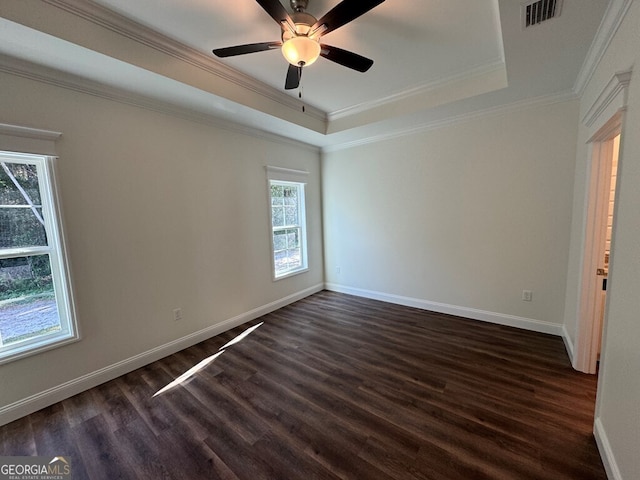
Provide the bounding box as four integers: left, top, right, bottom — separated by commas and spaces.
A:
0, 0, 610, 148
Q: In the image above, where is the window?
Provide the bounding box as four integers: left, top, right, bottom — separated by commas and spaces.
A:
266, 167, 308, 279
0, 151, 77, 363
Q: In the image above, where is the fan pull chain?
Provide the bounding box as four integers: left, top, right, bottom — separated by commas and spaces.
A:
298, 82, 305, 113
300, 88, 305, 113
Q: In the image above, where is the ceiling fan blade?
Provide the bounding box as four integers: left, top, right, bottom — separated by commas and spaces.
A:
285, 64, 302, 90
320, 44, 373, 72
213, 42, 281, 58
311, 0, 385, 37
255, 0, 294, 28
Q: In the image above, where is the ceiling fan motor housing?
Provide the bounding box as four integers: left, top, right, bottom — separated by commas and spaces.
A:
287, 12, 318, 35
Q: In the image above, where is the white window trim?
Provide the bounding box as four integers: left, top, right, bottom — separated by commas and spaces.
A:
0, 124, 79, 364
0, 123, 62, 156
266, 166, 309, 281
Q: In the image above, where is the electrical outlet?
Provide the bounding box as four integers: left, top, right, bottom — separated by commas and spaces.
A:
336, 266, 341, 274
522, 290, 533, 302
173, 308, 183, 321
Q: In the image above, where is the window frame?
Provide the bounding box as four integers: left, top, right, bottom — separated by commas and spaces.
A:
266, 166, 309, 281
0, 148, 78, 364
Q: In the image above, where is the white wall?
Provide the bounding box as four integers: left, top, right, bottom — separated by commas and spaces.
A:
323, 100, 579, 332
0, 72, 323, 422
564, 1, 640, 477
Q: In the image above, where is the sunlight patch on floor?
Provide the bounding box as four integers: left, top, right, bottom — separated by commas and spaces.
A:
152, 321, 264, 398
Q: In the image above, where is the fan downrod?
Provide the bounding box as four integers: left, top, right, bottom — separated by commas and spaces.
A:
290, 0, 309, 13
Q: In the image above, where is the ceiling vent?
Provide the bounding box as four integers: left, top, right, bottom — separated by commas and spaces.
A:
522, 0, 563, 28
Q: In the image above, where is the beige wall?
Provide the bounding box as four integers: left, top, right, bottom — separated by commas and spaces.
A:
323, 100, 579, 330
564, 1, 640, 477
0, 72, 323, 416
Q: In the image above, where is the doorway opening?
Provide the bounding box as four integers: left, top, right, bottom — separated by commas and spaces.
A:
574, 118, 622, 374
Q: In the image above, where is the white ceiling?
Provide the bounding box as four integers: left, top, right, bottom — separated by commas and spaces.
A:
0, 0, 611, 149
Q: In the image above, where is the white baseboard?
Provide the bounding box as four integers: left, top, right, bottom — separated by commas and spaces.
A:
325, 283, 563, 336
562, 324, 575, 364
0, 283, 324, 426
594, 416, 623, 480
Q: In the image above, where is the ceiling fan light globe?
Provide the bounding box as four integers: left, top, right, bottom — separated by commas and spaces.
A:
282, 36, 320, 66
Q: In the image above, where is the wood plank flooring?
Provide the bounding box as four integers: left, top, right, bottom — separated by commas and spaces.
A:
0, 291, 607, 479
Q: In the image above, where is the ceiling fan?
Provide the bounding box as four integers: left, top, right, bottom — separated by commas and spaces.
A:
212, 0, 385, 90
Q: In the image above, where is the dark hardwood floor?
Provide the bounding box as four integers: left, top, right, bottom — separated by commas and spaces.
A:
0, 291, 607, 479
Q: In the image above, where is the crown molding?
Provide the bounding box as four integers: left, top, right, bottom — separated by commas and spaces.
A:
40, 0, 325, 124
323, 90, 578, 153
0, 52, 577, 156
0, 55, 320, 154
573, 0, 634, 96
327, 59, 506, 122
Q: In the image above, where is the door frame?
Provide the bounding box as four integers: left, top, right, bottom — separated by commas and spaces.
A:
574, 121, 619, 374
573, 70, 631, 374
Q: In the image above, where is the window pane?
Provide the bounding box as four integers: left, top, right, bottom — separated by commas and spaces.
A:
0, 254, 61, 346
285, 249, 301, 269
0, 162, 42, 205
270, 184, 283, 202
284, 206, 298, 226
273, 230, 287, 250
274, 248, 301, 275
0, 162, 47, 248
274, 250, 288, 275
287, 229, 300, 248
284, 186, 298, 205
271, 205, 284, 227
0, 207, 48, 248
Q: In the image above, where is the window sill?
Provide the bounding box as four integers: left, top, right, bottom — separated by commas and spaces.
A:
0, 332, 80, 365
273, 267, 309, 282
